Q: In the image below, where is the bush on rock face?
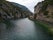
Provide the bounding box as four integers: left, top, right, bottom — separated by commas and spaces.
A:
0, 0, 5, 1
44, 0, 53, 5
43, 11, 49, 16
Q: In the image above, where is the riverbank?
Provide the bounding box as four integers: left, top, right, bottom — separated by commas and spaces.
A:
34, 20, 53, 35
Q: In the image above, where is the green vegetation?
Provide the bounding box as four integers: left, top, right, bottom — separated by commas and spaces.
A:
44, 0, 53, 5
46, 15, 50, 18
0, 0, 5, 2
43, 11, 49, 16
34, 0, 53, 35
42, 0, 53, 11
0, 0, 31, 21
35, 20, 53, 35
34, 14, 37, 19
0, 0, 5, 3
51, 12, 53, 18
42, 1, 48, 11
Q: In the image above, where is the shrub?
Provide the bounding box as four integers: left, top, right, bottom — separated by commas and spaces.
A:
43, 11, 49, 16
44, 0, 53, 5
51, 12, 53, 18
46, 15, 50, 18
34, 14, 37, 19
42, 1, 48, 11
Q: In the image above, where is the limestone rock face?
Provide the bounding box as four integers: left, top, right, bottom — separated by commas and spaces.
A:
0, 0, 31, 21
34, 1, 53, 23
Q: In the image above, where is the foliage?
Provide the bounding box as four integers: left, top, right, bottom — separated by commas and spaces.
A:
0, 1, 31, 21
43, 11, 49, 16
42, 0, 53, 11
44, 0, 53, 5
34, 14, 37, 19
51, 12, 53, 18
0, 0, 6, 4
0, 0, 5, 2
46, 15, 50, 18
42, 1, 48, 11
35, 20, 53, 35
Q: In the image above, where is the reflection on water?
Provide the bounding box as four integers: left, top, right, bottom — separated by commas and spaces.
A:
0, 18, 53, 40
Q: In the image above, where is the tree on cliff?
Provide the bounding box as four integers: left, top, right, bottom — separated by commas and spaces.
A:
42, 0, 53, 11
0, 0, 6, 3
44, 0, 53, 5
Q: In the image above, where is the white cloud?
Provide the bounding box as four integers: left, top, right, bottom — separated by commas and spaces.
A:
7, 0, 43, 13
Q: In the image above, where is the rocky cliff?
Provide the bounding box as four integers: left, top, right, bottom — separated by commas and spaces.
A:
34, 0, 53, 23
0, 0, 32, 21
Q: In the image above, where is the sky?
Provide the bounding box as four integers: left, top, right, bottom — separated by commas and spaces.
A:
7, 0, 43, 13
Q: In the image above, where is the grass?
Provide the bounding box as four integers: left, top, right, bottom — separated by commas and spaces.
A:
34, 20, 53, 35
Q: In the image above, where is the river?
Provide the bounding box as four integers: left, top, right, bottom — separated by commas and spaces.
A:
0, 18, 53, 40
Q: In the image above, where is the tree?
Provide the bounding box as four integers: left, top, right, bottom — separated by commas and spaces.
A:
44, 0, 53, 5
0, 0, 6, 2
43, 11, 49, 16
42, 1, 48, 11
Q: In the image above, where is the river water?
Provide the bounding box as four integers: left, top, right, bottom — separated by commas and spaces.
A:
0, 18, 53, 40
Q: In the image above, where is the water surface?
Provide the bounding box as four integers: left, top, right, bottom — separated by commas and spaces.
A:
0, 18, 53, 40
